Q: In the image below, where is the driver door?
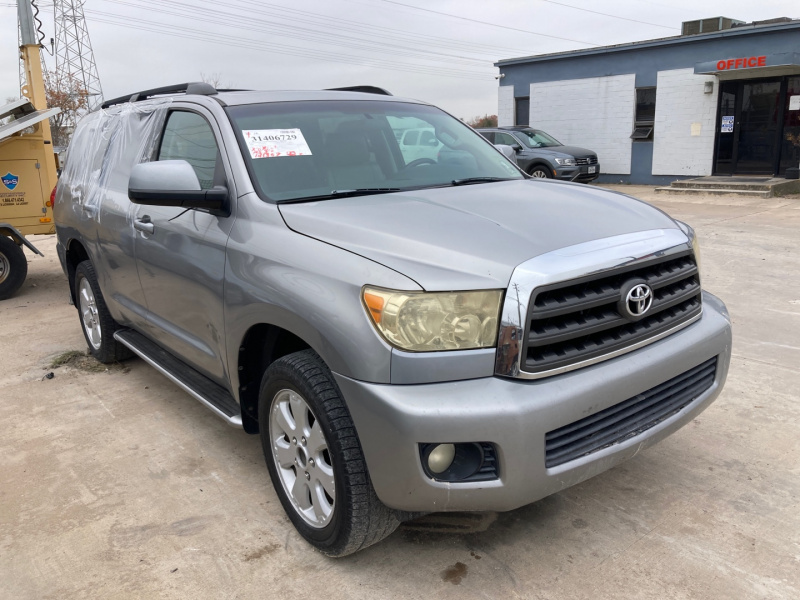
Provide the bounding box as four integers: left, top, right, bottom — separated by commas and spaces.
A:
133, 108, 235, 385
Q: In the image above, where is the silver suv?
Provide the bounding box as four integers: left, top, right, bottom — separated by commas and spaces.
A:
54, 83, 731, 556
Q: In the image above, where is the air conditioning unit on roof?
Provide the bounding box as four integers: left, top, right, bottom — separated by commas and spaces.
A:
681, 17, 745, 36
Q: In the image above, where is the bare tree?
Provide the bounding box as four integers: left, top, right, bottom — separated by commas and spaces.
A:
200, 72, 234, 89
44, 70, 89, 147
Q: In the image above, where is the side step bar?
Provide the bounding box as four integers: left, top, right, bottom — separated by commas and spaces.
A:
114, 329, 242, 428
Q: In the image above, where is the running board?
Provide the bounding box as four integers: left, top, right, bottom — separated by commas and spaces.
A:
114, 329, 242, 428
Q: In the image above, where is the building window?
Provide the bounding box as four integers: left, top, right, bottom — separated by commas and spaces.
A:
515, 97, 530, 126
631, 87, 656, 140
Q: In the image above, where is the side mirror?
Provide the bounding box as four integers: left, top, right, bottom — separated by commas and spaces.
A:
494, 144, 519, 164
128, 160, 229, 215
511, 144, 522, 152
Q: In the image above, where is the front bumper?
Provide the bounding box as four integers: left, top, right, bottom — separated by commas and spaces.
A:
556, 163, 600, 182
335, 291, 731, 513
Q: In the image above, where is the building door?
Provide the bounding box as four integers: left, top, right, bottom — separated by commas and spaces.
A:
515, 97, 530, 126
714, 78, 784, 175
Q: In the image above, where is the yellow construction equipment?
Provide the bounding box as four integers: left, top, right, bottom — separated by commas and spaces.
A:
0, 0, 61, 299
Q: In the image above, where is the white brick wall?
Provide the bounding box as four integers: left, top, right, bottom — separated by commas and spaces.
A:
652, 69, 718, 176
529, 74, 635, 174
498, 85, 515, 127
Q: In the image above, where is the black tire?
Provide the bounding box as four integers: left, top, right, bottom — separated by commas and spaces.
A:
0, 235, 27, 300
529, 165, 552, 179
74, 261, 133, 363
258, 350, 399, 556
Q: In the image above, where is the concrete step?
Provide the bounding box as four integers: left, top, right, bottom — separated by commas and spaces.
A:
664, 177, 800, 197
670, 181, 773, 191
654, 187, 772, 198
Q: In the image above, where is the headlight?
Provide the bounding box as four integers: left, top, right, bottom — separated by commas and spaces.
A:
677, 221, 701, 273
554, 158, 576, 166
691, 229, 701, 273
362, 287, 503, 352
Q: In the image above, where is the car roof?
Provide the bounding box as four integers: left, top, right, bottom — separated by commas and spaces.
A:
215, 89, 427, 107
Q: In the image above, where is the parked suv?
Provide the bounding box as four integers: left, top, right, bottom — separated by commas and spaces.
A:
55, 83, 731, 556
478, 126, 600, 182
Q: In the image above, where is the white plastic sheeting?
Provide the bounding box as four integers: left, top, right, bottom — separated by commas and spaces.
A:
59, 99, 172, 220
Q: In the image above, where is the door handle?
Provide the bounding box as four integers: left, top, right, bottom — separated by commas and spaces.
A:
134, 215, 155, 234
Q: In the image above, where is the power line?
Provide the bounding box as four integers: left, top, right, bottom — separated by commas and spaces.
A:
540, 0, 676, 30
99, 0, 495, 68
204, 0, 536, 56
369, 0, 597, 45
84, 11, 495, 81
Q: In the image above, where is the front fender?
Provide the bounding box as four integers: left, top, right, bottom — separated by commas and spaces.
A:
224, 194, 422, 387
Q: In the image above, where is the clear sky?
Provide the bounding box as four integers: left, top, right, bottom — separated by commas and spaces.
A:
1, 0, 798, 119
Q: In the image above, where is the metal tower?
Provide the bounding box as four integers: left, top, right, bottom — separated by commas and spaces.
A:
53, 0, 103, 111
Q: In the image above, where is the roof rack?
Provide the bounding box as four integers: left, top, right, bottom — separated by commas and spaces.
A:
100, 83, 391, 109
100, 82, 221, 109
325, 86, 392, 96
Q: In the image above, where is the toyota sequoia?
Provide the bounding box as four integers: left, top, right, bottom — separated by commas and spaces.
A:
54, 83, 731, 556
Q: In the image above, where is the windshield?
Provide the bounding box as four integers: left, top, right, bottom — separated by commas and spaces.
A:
226, 100, 523, 202
515, 129, 563, 148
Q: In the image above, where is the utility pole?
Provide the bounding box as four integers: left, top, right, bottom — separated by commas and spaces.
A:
54, 0, 104, 113
16, 0, 49, 94
17, 0, 52, 124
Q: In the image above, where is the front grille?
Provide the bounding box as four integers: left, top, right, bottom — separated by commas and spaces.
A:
545, 357, 717, 468
524, 252, 701, 375
575, 156, 598, 165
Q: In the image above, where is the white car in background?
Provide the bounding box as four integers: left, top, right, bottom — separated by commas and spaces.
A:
400, 128, 442, 162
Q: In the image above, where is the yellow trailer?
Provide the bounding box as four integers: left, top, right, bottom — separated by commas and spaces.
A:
0, 0, 60, 299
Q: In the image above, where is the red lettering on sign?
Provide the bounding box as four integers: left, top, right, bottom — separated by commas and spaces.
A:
716, 55, 767, 71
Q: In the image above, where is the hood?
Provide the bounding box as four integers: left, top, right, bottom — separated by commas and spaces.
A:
279, 180, 679, 291
523, 145, 595, 158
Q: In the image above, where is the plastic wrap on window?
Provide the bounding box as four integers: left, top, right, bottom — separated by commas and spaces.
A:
59, 99, 172, 224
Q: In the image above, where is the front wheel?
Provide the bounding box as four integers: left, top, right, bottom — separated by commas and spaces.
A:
529, 165, 552, 179
0, 235, 28, 300
258, 350, 399, 556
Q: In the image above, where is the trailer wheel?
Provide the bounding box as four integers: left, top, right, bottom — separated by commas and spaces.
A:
0, 235, 27, 300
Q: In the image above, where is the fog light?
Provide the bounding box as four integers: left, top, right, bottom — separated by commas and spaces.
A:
427, 444, 456, 473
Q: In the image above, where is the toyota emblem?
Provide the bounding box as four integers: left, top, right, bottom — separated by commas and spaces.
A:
625, 283, 653, 317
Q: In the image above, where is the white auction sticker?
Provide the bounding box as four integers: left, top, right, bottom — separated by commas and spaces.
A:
243, 129, 313, 159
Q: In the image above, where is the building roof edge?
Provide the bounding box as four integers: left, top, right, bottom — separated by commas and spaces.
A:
495, 20, 800, 67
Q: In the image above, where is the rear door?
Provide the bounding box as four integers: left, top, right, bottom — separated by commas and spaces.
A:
133, 107, 236, 385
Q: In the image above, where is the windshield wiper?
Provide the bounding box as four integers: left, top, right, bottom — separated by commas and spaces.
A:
450, 177, 514, 186
278, 188, 401, 203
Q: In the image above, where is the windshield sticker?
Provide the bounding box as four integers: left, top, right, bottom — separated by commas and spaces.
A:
243, 129, 313, 159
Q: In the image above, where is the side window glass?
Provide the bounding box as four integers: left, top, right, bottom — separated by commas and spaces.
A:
419, 130, 437, 146
496, 133, 517, 146
158, 111, 219, 189
480, 131, 495, 143
403, 130, 419, 146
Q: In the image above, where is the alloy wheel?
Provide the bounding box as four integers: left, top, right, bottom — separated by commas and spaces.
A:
78, 277, 102, 350
269, 388, 336, 528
